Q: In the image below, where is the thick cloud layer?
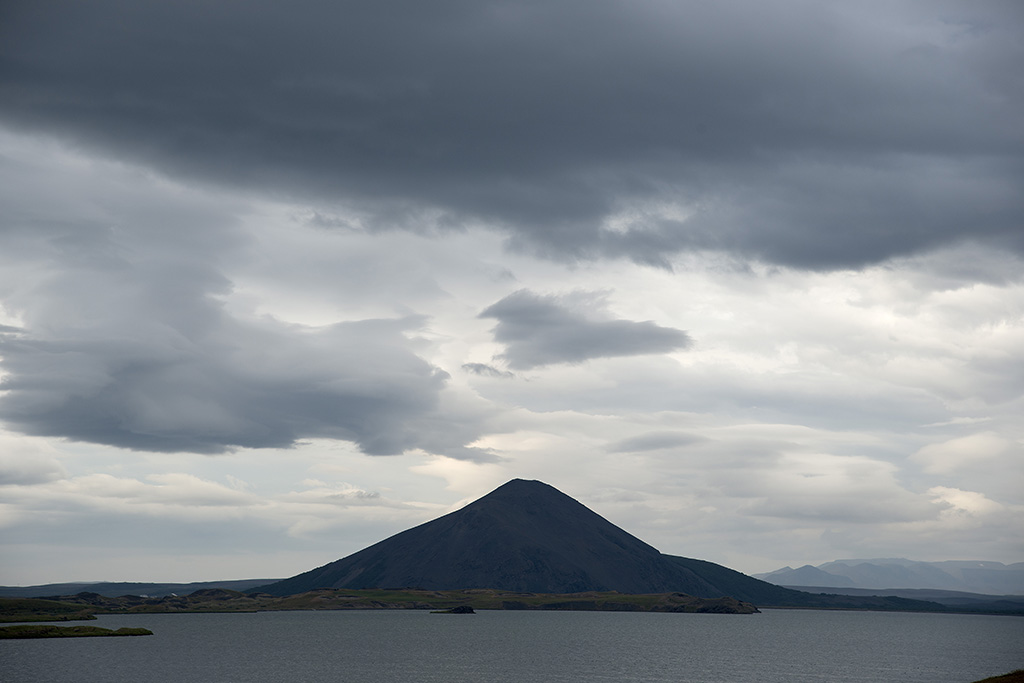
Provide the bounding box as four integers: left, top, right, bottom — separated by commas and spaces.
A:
2, 0, 1021, 267
0, 317, 464, 456
480, 289, 691, 369
0, 141, 488, 459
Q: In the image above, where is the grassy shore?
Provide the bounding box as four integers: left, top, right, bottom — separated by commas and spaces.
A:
2, 588, 758, 616
0, 598, 96, 623
266, 588, 759, 613
0, 624, 152, 639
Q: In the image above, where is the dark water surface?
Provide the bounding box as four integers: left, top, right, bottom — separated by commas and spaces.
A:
1, 609, 1021, 683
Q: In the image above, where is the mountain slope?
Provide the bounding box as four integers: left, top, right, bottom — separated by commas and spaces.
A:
664, 556, 826, 605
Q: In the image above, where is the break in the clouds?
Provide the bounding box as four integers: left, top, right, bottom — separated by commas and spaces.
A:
480, 289, 691, 369
1, 0, 1021, 268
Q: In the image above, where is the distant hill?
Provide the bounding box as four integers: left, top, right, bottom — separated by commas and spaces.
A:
250, 480, 946, 612
0, 579, 280, 600
754, 565, 856, 588
774, 586, 1024, 615
755, 559, 1024, 594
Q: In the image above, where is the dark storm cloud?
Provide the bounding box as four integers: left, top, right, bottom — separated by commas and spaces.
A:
1, 0, 1020, 268
480, 289, 691, 369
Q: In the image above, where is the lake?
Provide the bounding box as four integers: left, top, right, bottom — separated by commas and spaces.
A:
1, 609, 1021, 682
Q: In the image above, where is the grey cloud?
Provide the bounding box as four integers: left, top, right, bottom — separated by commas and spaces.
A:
0, 454, 66, 486
607, 431, 706, 453
0, 311, 484, 457
1, 1, 1021, 269
462, 362, 516, 379
480, 289, 691, 369
471, 354, 952, 437
740, 491, 938, 524
0, 161, 490, 460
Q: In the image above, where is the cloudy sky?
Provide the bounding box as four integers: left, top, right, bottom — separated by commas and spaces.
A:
1, 0, 1022, 586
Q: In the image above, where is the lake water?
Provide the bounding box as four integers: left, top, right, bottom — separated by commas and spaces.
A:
1, 609, 1021, 683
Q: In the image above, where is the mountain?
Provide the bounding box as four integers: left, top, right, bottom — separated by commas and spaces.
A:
258, 479, 718, 597
755, 559, 1024, 594
251, 479, 943, 612
751, 587, 1024, 615
757, 564, 856, 588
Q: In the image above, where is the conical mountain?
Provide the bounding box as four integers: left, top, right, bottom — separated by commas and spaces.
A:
259, 479, 726, 597
261, 479, 943, 613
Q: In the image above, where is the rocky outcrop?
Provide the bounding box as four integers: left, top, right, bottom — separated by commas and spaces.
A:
432, 605, 475, 614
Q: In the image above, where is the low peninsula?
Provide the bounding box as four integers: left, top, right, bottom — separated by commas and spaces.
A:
0, 597, 96, 623
0, 624, 152, 639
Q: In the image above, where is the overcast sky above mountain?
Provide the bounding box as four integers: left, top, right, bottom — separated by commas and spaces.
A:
1, 0, 1022, 585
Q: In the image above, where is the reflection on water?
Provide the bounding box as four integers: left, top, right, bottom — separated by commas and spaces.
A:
1, 609, 1021, 683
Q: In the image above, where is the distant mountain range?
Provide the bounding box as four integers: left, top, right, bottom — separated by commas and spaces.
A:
754, 559, 1024, 595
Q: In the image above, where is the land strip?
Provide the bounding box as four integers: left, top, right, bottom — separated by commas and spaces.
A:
3, 588, 758, 616
0, 598, 97, 623
0, 624, 152, 639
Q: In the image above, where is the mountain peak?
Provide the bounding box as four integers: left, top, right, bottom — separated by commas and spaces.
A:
466, 478, 592, 514
479, 478, 558, 497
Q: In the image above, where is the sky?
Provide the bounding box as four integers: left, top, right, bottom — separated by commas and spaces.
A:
0, 0, 1022, 586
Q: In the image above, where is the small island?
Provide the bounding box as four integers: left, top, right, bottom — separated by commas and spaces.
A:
0, 624, 152, 639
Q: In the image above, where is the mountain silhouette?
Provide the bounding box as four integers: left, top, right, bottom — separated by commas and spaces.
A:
253, 480, 941, 610
261, 479, 712, 596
